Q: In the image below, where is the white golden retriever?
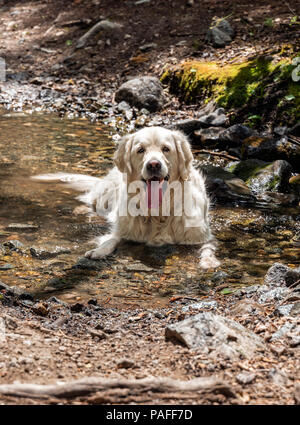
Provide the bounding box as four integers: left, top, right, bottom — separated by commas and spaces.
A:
33, 127, 220, 269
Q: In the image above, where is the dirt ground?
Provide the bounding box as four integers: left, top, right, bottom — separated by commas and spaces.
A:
0, 0, 300, 406
1, 286, 299, 405
1, 0, 300, 93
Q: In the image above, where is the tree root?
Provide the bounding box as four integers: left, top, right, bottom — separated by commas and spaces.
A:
0, 376, 235, 400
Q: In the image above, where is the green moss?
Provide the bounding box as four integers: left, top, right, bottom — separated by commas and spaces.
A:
162, 54, 300, 127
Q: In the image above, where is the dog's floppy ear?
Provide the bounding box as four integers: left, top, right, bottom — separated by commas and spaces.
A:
113, 134, 134, 174
173, 131, 193, 180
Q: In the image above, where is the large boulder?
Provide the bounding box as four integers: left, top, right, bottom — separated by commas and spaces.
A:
241, 136, 300, 170
165, 312, 265, 359
115, 76, 166, 112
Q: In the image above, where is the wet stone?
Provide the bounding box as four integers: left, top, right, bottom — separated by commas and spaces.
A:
5, 223, 39, 232
29, 245, 71, 260
0, 264, 14, 270
73, 257, 106, 271
2, 240, 24, 251
125, 264, 153, 272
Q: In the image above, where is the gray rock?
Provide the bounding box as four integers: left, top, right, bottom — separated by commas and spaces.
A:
230, 299, 263, 316
258, 287, 290, 304
116, 101, 131, 113
270, 321, 299, 341
168, 119, 205, 137
182, 300, 218, 312
0, 318, 6, 344
235, 285, 260, 297
219, 124, 253, 146
73, 257, 105, 271
115, 76, 166, 112
194, 126, 224, 146
198, 109, 227, 127
29, 245, 71, 260
211, 270, 228, 284
125, 263, 153, 272
2, 240, 24, 251
206, 19, 234, 47
236, 372, 256, 384
165, 312, 265, 359
264, 263, 300, 288
207, 27, 232, 48
139, 43, 158, 52
274, 302, 300, 317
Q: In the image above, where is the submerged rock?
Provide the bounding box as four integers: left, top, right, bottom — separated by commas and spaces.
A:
199, 164, 255, 203
115, 76, 166, 112
5, 223, 39, 232
165, 312, 265, 359
29, 245, 71, 260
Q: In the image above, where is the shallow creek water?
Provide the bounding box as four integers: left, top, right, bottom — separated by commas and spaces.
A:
0, 111, 299, 309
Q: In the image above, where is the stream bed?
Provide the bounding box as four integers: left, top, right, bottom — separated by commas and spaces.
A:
0, 110, 299, 309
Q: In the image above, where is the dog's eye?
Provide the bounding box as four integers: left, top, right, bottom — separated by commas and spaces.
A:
162, 146, 170, 153
137, 147, 145, 154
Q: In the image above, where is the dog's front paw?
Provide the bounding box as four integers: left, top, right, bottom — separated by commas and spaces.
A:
199, 255, 220, 270
85, 239, 117, 259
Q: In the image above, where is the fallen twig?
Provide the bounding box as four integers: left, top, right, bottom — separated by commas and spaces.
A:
193, 149, 239, 161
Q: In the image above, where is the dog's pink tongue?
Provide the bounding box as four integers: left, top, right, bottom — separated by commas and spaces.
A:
147, 180, 163, 209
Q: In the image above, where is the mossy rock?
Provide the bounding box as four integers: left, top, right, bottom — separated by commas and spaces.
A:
161, 54, 300, 128
226, 159, 293, 195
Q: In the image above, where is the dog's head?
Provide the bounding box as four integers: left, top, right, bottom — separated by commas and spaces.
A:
113, 127, 193, 184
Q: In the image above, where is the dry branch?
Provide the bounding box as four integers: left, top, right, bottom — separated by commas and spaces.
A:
0, 376, 235, 400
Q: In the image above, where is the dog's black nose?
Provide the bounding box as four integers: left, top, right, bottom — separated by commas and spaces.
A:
146, 160, 161, 171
